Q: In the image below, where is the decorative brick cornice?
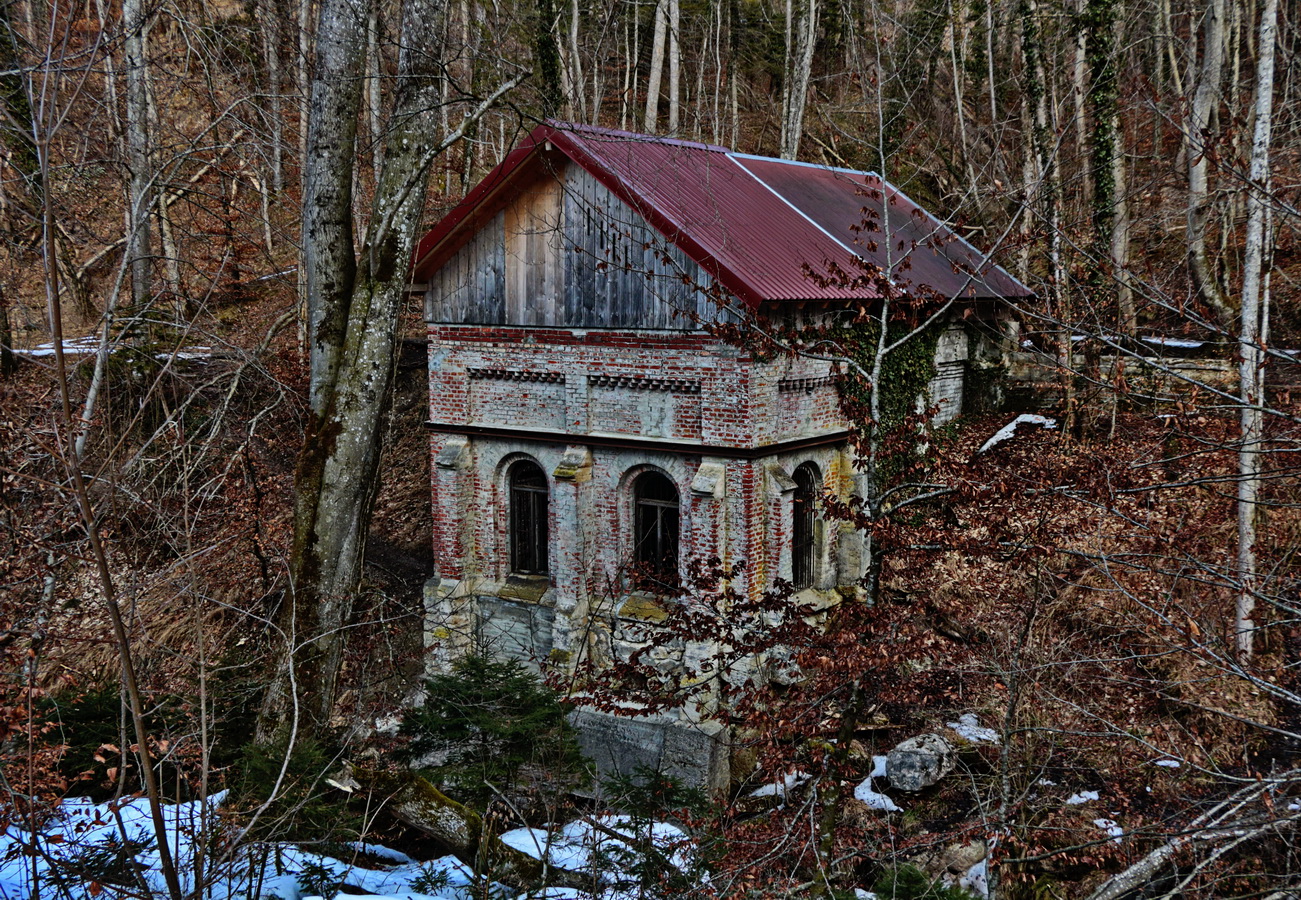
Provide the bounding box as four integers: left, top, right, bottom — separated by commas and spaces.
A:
589, 374, 702, 394
778, 375, 836, 393
467, 368, 566, 384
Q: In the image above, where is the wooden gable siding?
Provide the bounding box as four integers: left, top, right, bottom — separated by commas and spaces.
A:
425, 161, 731, 329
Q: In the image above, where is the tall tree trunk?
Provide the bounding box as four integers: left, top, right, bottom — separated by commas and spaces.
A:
258, 0, 284, 192
780, 0, 818, 159
124, 0, 152, 312
1085, 0, 1133, 334
535, 0, 563, 117
666, 0, 680, 132
1235, 0, 1276, 660
567, 0, 586, 120
644, 0, 667, 131
1022, 0, 1073, 431
260, 0, 520, 740
1187, 0, 1231, 323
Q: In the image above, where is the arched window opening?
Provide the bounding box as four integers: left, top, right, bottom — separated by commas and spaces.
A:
509, 460, 549, 575
633, 471, 680, 589
792, 462, 821, 589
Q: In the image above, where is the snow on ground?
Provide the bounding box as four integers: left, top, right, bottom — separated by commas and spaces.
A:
1153, 759, 1181, 768
1141, 335, 1205, 350
977, 415, 1057, 454
1093, 818, 1124, 842
14, 337, 213, 362
1065, 790, 1099, 805
946, 714, 998, 744
18, 337, 101, 357
853, 756, 902, 813
746, 769, 809, 801
962, 858, 989, 898
0, 794, 697, 900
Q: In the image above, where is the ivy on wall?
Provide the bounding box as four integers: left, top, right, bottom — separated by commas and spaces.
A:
834, 319, 941, 434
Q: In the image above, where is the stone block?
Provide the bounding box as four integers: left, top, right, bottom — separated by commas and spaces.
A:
569, 708, 729, 795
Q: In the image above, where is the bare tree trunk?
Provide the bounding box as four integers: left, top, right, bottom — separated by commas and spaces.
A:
1022, 0, 1073, 430
780, 0, 818, 159
1188, 0, 1231, 323
367, 1, 382, 185
666, 0, 680, 132
1112, 121, 1133, 334
124, 0, 152, 312
258, 0, 285, 192
948, 0, 976, 200
644, 0, 666, 131
261, 0, 521, 738
568, 0, 586, 120
1235, 0, 1276, 660
621, 3, 635, 130
1073, 0, 1092, 202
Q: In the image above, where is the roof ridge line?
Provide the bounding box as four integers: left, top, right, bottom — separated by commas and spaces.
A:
726, 154, 867, 275
548, 119, 730, 153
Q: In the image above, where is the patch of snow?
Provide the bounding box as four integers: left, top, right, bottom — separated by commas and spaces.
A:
853, 779, 902, 812
870, 755, 888, 779
1153, 759, 1181, 768
1094, 818, 1124, 842
499, 827, 553, 859
0, 792, 698, 900
947, 713, 999, 744
348, 841, 416, 864
978, 414, 1058, 454
1142, 335, 1205, 349
748, 769, 809, 800
1066, 790, 1099, 805
855, 890, 880, 900
18, 337, 100, 357
961, 858, 989, 898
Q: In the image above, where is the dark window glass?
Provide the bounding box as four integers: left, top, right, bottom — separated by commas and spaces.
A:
509, 461, 549, 575
633, 472, 680, 589
792, 463, 820, 589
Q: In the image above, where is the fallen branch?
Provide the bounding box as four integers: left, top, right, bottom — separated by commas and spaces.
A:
335, 763, 587, 891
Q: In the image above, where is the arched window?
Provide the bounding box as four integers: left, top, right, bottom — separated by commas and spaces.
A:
792, 462, 821, 589
633, 471, 680, 588
509, 460, 549, 575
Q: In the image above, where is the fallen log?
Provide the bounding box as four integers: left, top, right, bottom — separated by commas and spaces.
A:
333, 763, 588, 891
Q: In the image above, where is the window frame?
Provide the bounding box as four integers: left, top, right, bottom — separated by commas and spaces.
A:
632, 470, 681, 590
791, 462, 821, 590
508, 459, 550, 576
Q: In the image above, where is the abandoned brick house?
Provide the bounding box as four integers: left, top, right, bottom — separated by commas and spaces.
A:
413, 121, 1031, 786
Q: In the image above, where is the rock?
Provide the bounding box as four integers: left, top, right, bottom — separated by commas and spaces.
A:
916, 839, 988, 881
886, 733, 957, 791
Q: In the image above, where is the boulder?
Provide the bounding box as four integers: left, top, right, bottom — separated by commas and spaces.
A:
886, 733, 957, 791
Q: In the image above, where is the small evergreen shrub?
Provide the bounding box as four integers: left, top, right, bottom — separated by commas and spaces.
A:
227, 736, 360, 843
399, 655, 588, 809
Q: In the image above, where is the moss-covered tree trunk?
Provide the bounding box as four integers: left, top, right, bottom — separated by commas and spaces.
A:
258, 0, 524, 743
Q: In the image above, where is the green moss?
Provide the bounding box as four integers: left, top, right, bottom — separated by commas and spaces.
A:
619, 594, 671, 623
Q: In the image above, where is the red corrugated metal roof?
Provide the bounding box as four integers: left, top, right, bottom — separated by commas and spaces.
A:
412, 121, 1032, 307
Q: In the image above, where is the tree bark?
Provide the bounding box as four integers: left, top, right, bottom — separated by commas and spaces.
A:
1235, 0, 1276, 659
1187, 0, 1231, 323
779, 0, 818, 159
123, 0, 152, 312
260, 0, 522, 740
644, 0, 667, 131
667, 0, 680, 132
